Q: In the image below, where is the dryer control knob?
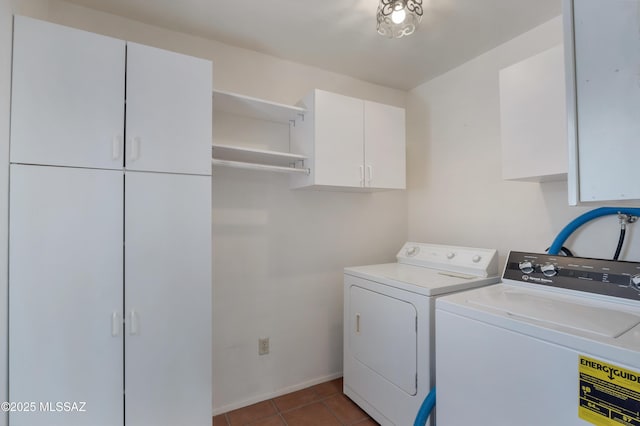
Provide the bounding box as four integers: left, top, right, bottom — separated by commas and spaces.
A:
446, 252, 455, 260
541, 263, 558, 277
518, 261, 535, 274
472, 255, 482, 263
631, 274, 640, 290
406, 246, 420, 257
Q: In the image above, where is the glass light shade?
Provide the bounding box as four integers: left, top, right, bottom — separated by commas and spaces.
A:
377, 0, 423, 39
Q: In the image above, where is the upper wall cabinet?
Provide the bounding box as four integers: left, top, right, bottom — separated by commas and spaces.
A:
10, 16, 212, 176
291, 89, 405, 190
126, 43, 211, 175
564, 0, 640, 204
11, 16, 125, 170
499, 45, 567, 182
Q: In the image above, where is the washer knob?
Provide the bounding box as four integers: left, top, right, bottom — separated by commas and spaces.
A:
519, 261, 535, 274
472, 255, 482, 263
446, 252, 455, 260
631, 274, 640, 290
541, 263, 558, 277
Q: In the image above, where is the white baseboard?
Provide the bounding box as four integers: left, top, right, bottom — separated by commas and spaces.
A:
212, 371, 343, 416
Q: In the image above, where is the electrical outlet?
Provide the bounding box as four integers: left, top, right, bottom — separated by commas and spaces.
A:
258, 337, 269, 355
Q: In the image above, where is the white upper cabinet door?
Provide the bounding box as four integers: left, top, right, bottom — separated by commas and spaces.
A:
313, 90, 364, 188
11, 16, 125, 169
565, 0, 640, 204
125, 43, 212, 175
499, 45, 567, 182
9, 165, 124, 426
364, 100, 406, 189
124, 171, 211, 426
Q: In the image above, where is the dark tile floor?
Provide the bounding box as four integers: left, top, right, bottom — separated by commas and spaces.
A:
213, 378, 378, 426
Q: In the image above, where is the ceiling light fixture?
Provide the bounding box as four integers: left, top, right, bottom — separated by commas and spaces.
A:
376, 0, 423, 39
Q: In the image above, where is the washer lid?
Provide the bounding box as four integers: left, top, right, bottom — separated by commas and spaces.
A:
344, 263, 499, 296
467, 286, 640, 338
437, 283, 640, 356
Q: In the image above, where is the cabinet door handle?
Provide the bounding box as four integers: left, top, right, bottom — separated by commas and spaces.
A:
356, 313, 361, 333
367, 165, 373, 185
112, 136, 122, 160
129, 310, 139, 335
359, 166, 364, 187
129, 137, 141, 162
111, 312, 121, 337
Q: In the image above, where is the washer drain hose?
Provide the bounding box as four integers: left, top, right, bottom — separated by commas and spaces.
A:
414, 386, 436, 426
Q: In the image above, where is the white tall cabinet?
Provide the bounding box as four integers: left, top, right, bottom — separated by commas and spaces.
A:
9, 16, 211, 426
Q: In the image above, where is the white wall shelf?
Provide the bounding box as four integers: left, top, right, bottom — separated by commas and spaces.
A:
213, 89, 306, 123
212, 144, 309, 175
212, 90, 309, 175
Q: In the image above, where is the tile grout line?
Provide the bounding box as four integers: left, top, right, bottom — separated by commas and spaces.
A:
270, 397, 292, 426
320, 399, 347, 425
215, 379, 366, 425
274, 389, 326, 414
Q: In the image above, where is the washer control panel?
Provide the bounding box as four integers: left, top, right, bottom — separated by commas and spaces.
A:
397, 242, 498, 278
504, 251, 640, 301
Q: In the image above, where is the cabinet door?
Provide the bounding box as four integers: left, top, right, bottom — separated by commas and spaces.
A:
499, 45, 567, 182
314, 90, 364, 187
567, 0, 640, 203
124, 171, 211, 426
573, 0, 640, 201
9, 165, 124, 426
126, 43, 212, 176
11, 16, 125, 169
364, 101, 406, 189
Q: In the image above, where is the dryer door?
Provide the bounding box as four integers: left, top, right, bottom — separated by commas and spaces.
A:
349, 285, 418, 395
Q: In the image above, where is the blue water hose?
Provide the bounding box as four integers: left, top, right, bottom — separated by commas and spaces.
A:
548, 207, 640, 255
414, 386, 436, 426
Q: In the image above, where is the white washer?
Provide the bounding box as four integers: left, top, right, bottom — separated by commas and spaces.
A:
343, 242, 499, 426
436, 251, 640, 426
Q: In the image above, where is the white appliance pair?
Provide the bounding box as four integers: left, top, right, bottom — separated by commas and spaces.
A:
343, 242, 500, 426
436, 251, 640, 426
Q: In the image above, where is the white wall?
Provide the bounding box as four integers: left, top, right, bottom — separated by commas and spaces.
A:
11, 0, 408, 415
407, 16, 640, 266
0, 0, 12, 424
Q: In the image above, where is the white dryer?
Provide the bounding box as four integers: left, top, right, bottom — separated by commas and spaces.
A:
436, 251, 640, 426
343, 242, 499, 426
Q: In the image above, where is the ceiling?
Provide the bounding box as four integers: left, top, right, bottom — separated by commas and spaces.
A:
64, 0, 562, 90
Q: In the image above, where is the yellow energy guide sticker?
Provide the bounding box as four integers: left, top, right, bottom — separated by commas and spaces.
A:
579, 355, 640, 426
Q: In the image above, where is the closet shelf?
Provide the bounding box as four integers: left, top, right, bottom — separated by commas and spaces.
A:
212, 144, 310, 175
213, 89, 306, 123
212, 159, 309, 175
